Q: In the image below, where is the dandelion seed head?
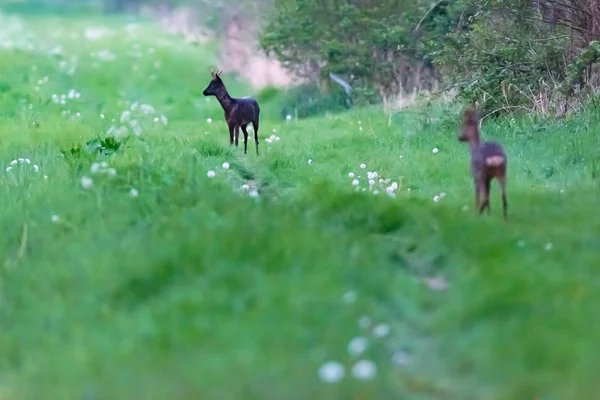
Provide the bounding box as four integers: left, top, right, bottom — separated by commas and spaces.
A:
207, 170, 216, 178
207, 118, 212, 123
318, 361, 345, 383
432, 147, 439, 154
360, 163, 366, 169
342, 290, 356, 304
545, 242, 553, 251
222, 162, 230, 170
351, 360, 377, 380
352, 179, 359, 186
248, 189, 259, 198
348, 172, 355, 178
51, 215, 59, 222
392, 350, 412, 366
372, 323, 390, 338
129, 188, 139, 198
347, 337, 368, 357
308, 159, 313, 165
359, 316, 371, 328
80, 176, 93, 189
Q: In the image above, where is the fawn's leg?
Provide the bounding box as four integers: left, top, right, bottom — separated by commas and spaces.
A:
478, 178, 491, 215
252, 119, 259, 156
241, 125, 249, 155
228, 124, 234, 145
498, 174, 508, 220
234, 126, 240, 147
474, 179, 480, 211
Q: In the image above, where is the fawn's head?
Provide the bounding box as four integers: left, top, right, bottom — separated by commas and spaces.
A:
458, 105, 480, 143
202, 69, 224, 96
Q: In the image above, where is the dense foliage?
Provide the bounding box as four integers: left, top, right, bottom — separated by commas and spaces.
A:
260, 0, 600, 116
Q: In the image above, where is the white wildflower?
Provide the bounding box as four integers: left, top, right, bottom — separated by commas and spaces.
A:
248, 189, 259, 198
106, 168, 116, 177
545, 242, 553, 251
207, 170, 215, 178
347, 337, 368, 357
372, 323, 390, 338
348, 172, 355, 178
222, 162, 230, 170
286, 114, 292, 121
351, 360, 377, 380
33, 164, 39, 172
360, 163, 366, 169
308, 159, 313, 165
433, 195, 441, 203
392, 350, 412, 366
342, 291, 356, 304
5, 167, 12, 172
51, 215, 60, 222
80, 176, 93, 189
241, 184, 249, 191
432, 147, 439, 154
352, 179, 359, 186
318, 361, 345, 383
120, 111, 131, 123
160, 115, 168, 125
10, 160, 17, 165
91, 163, 101, 173
129, 188, 139, 198
207, 118, 212, 123
359, 316, 371, 328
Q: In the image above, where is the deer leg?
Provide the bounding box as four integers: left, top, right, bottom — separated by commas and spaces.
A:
252, 119, 259, 156
478, 178, 491, 216
498, 174, 508, 221
228, 124, 234, 145
234, 126, 240, 147
474, 179, 481, 211
241, 125, 249, 155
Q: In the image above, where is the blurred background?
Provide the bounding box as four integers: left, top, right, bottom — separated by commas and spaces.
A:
3, 0, 600, 119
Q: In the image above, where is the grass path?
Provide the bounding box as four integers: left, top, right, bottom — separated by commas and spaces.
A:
0, 10, 599, 399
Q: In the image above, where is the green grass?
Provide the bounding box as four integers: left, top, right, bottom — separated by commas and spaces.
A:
1, 9, 600, 400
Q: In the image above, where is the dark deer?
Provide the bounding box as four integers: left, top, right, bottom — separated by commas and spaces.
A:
202, 69, 260, 155
458, 106, 508, 220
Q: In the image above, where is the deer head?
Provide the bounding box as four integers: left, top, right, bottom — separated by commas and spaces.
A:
458, 105, 480, 143
202, 69, 224, 96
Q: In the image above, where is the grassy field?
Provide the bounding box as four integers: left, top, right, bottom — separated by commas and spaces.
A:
1, 9, 600, 400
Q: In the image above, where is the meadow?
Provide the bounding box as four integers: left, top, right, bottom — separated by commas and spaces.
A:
0, 9, 599, 400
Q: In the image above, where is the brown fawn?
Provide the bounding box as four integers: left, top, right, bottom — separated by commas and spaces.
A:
458, 106, 508, 220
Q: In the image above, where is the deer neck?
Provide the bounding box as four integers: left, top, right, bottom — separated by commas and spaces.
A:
214, 86, 234, 113
469, 136, 481, 152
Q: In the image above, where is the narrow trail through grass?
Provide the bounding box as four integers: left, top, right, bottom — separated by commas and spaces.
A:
0, 10, 599, 400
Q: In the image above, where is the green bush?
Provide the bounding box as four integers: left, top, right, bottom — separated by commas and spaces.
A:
279, 82, 350, 120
